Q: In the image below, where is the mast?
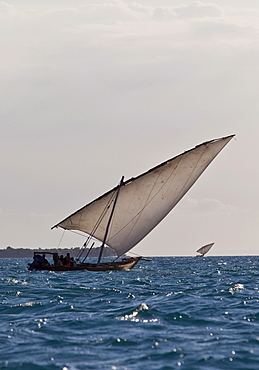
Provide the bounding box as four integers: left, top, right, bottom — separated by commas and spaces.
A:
97, 176, 124, 265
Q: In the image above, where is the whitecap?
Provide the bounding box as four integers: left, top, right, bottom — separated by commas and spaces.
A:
119, 302, 156, 322
229, 283, 244, 294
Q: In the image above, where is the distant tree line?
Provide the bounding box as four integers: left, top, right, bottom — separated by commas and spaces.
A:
0, 246, 117, 258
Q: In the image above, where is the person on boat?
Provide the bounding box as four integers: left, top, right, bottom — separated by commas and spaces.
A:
34, 254, 44, 265
70, 257, 76, 267
53, 253, 62, 267
64, 253, 71, 266
59, 255, 66, 265
28, 254, 45, 270
42, 254, 50, 266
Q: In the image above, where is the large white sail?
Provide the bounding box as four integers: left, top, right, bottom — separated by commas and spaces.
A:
52, 135, 234, 257
196, 243, 214, 256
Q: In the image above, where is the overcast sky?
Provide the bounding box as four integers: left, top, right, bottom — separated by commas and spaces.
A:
1, 0, 258, 256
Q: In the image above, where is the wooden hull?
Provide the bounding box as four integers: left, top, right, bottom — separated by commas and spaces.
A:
28, 257, 142, 272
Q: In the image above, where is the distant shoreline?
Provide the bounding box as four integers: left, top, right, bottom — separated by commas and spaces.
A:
0, 246, 116, 259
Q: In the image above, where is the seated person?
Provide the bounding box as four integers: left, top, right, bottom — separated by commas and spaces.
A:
42, 254, 50, 266
64, 253, 71, 266
53, 253, 62, 267
59, 255, 66, 265
70, 257, 76, 267
28, 254, 45, 269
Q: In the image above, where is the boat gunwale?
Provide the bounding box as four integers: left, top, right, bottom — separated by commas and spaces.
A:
28, 256, 142, 272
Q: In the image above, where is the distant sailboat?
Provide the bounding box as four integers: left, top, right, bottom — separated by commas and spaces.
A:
28, 135, 234, 272
196, 243, 214, 257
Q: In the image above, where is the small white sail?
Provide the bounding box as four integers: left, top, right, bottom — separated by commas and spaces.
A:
196, 243, 214, 257
52, 135, 234, 257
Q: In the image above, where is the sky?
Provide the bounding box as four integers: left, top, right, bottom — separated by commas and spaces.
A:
1, 0, 258, 256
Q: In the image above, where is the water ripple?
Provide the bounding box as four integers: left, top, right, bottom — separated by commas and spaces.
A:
1, 256, 259, 369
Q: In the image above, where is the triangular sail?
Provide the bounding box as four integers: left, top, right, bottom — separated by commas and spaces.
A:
196, 242, 214, 256
52, 135, 234, 257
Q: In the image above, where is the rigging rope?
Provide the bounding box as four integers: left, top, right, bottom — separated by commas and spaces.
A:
75, 190, 117, 261
57, 229, 66, 248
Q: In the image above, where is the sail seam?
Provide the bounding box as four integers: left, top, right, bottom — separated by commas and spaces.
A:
107, 163, 182, 255
107, 170, 164, 252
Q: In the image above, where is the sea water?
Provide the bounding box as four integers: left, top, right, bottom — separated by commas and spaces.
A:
1, 256, 259, 370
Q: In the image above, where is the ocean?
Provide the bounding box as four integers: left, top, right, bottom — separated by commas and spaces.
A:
1, 256, 259, 369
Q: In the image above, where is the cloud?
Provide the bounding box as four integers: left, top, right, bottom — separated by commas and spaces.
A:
29, 212, 53, 219
173, 1, 223, 19
179, 197, 239, 217
0, 1, 16, 16
0, 1, 257, 147
0, 208, 11, 216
